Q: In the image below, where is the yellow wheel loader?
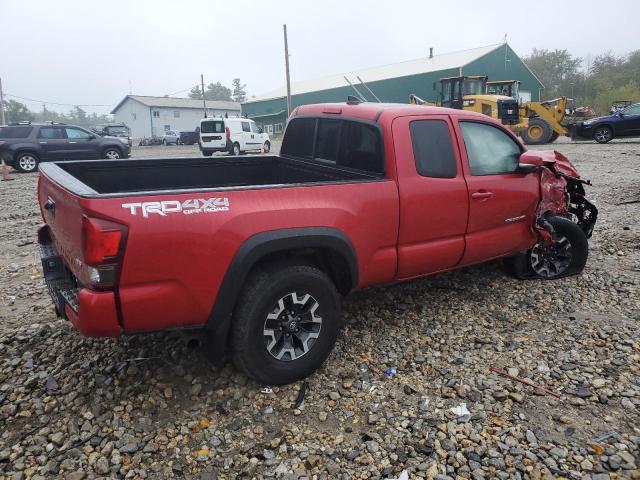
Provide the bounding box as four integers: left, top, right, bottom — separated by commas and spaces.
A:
487, 80, 570, 145
410, 76, 528, 134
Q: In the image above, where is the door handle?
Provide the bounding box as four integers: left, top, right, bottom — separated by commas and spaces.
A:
472, 191, 493, 200
39, 141, 48, 144
68, 141, 77, 144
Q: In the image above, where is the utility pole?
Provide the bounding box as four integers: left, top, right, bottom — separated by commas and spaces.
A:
201, 74, 207, 118
0, 77, 6, 125
283, 24, 292, 117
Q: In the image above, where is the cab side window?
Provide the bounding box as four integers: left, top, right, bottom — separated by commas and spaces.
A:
241, 121, 251, 133
622, 104, 640, 115
410, 120, 456, 178
460, 122, 521, 175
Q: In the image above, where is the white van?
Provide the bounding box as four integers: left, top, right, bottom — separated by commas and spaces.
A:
199, 117, 271, 157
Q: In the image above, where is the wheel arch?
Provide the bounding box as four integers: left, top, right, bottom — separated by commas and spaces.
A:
13, 147, 41, 162
102, 144, 123, 156
204, 227, 358, 359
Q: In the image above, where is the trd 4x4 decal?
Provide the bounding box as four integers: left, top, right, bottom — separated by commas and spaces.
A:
122, 198, 230, 218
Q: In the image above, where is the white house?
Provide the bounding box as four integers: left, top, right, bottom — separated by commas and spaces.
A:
111, 95, 241, 139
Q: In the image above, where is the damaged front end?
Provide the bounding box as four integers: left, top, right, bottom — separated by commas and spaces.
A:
521, 150, 598, 244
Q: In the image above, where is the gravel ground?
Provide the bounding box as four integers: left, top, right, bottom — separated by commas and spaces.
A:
0, 138, 638, 479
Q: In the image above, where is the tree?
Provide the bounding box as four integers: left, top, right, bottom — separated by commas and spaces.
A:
188, 85, 203, 99
204, 82, 232, 101
523, 49, 583, 100
188, 82, 232, 101
2, 99, 34, 123
232, 78, 247, 103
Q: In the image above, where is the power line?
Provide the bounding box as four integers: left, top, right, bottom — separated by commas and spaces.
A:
166, 85, 198, 97
4, 93, 114, 108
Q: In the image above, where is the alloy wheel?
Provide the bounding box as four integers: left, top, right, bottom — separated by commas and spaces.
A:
18, 155, 37, 172
105, 150, 120, 159
263, 292, 322, 361
594, 128, 612, 143
530, 235, 573, 278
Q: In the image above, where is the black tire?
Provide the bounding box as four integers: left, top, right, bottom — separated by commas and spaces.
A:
594, 125, 613, 144
231, 143, 241, 156
522, 118, 553, 145
103, 148, 121, 160
263, 141, 271, 153
14, 152, 39, 173
549, 131, 559, 143
504, 216, 588, 280
202, 151, 213, 157
230, 264, 341, 385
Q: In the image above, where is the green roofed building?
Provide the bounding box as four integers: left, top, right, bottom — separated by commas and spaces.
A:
242, 43, 543, 134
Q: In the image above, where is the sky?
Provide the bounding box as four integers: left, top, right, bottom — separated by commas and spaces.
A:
1, 0, 639, 115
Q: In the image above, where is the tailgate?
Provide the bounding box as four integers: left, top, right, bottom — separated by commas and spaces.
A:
38, 171, 87, 282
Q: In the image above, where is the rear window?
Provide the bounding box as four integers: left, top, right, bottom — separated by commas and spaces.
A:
0, 126, 33, 138
281, 117, 316, 159
200, 120, 224, 134
410, 120, 456, 178
338, 121, 383, 174
282, 117, 384, 175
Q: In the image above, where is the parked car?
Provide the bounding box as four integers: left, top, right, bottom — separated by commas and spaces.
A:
91, 123, 132, 148
0, 122, 130, 173
162, 130, 179, 145
179, 130, 198, 145
36, 101, 597, 385
199, 117, 270, 156
573, 102, 640, 143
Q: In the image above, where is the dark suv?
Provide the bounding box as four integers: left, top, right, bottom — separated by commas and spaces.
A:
0, 122, 130, 173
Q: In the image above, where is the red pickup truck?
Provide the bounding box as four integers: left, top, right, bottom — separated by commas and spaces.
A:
37, 102, 597, 385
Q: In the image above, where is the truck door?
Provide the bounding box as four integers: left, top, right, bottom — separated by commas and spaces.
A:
454, 120, 539, 265
393, 115, 469, 279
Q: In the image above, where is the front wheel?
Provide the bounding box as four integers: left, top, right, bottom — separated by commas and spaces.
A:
103, 148, 121, 159
229, 264, 341, 385
231, 143, 241, 156
522, 118, 553, 145
504, 216, 588, 280
263, 141, 270, 153
15, 152, 39, 173
594, 126, 613, 143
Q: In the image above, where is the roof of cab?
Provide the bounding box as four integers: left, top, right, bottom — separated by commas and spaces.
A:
293, 102, 491, 122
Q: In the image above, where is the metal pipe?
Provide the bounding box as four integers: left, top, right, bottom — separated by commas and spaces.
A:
356, 75, 381, 102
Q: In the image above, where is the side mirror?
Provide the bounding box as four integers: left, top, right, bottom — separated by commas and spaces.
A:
258, 127, 263, 134
516, 151, 542, 174
88, 134, 96, 140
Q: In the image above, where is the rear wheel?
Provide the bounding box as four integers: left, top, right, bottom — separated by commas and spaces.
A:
263, 141, 270, 153
522, 118, 553, 145
594, 126, 613, 143
504, 216, 588, 280
229, 264, 341, 385
202, 151, 213, 157
15, 152, 39, 173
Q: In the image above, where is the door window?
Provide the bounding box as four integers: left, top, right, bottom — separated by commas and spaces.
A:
622, 104, 640, 115
241, 121, 251, 132
250, 122, 260, 134
460, 122, 521, 175
201, 120, 224, 133
409, 120, 456, 178
65, 127, 91, 139
38, 127, 64, 139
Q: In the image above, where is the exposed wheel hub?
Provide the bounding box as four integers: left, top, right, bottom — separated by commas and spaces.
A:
263, 292, 322, 361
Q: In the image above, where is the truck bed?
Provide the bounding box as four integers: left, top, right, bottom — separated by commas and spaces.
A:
41, 155, 380, 197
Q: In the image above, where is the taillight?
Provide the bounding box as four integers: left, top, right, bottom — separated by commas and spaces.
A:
82, 216, 127, 288
225, 126, 230, 141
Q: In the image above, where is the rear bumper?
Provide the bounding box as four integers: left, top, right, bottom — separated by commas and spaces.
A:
39, 226, 121, 337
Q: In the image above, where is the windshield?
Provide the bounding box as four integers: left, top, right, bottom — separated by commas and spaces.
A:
105, 126, 128, 137
462, 78, 486, 95
200, 120, 225, 134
